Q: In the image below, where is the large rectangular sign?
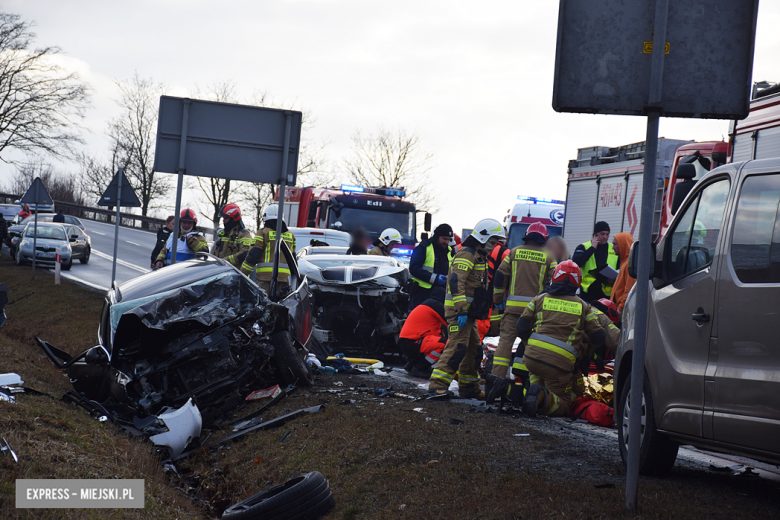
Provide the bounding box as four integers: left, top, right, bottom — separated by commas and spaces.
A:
154, 96, 302, 185
552, 0, 759, 118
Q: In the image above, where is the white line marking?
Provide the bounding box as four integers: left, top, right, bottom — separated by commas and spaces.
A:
91, 249, 150, 273
59, 272, 109, 292
126, 241, 141, 246
91, 231, 106, 236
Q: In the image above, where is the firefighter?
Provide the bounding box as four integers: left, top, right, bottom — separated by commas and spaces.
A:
516, 260, 606, 416
154, 208, 209, 268
572, 221, 618, 303
213, 203, 253, 268
427, 219, 505, 398
399, 294, 448, 379
237, 204, 296, 295
573, 298, 621, 398
485, 231, 510, 337
487, 222, 555, 393
369, 228, 402, 256
408, 223, 455, 310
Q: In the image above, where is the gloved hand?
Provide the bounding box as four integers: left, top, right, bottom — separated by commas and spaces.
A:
154, 260, 165, 270
436, 274, 447, 286
457, 315, 468, 329
494, 302, 505, 312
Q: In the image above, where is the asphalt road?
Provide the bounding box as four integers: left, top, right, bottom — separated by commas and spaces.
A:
60, 220, 159, 292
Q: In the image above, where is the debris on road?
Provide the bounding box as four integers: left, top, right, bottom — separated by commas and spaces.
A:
1, 436, 18, 462
246, 385, 282, 401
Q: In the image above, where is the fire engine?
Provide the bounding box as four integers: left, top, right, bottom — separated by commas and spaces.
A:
503, 196, 565, 249
730, 81, 780, 162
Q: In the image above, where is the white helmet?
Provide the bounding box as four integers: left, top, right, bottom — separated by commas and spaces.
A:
378, 228, 403, 246
262, 204, 280, 221
471, 219, 506, 244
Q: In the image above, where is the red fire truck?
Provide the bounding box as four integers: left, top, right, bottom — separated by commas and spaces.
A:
730, 82, 780, 162
275, 185, 426, 250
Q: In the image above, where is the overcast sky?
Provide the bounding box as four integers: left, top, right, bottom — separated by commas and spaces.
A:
2, 1, 779, 234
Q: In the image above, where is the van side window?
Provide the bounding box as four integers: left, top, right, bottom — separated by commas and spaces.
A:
667, 179, 730, 280
731, 174, 780, 283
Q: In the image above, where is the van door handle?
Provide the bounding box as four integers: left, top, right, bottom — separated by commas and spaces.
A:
692, 308, 710, 323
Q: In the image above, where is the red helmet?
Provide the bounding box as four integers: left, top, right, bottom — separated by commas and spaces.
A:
180, 208, 198, 224
594, 298, 621, 323
219, 203, 241, 222
525, 222, 549, 240
551, 259, 581, 287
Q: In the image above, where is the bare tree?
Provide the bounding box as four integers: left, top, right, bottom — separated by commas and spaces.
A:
0, 13, 91, 162
106, 73, 168, 216
6, 158, 82, 203
344, 126, 437, 213
75, 148, 121, 205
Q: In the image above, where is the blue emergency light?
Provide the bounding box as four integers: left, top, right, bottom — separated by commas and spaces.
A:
341, 185, 365, 193
517, 195, 565, 205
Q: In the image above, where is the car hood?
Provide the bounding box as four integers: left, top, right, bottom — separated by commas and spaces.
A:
20, 237, 68, 248
298, 256, 408, 286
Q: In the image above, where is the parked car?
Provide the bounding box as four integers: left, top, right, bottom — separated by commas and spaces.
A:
298, 254, 409, 355
35, 245, 315, 428
288, 227, 351, 248
0, 204, 22, 225
14, 223, 85, 270
615, 156, 780, 476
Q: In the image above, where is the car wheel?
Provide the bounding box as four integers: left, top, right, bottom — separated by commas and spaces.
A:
272, 331, 314, 387
617, 371, 679, 476
80, 247, 90, 264
222, 471, 335, 520
62, 258, 72, 271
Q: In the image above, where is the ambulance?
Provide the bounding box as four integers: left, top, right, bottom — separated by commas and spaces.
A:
503, 196, 565, 249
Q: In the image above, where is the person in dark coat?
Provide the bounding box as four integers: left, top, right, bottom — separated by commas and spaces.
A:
407, 223, 455, 311
52, 211, 65, 223
0, 213, 7, 258
346, 228, 368, 255
151, 216, 175, 269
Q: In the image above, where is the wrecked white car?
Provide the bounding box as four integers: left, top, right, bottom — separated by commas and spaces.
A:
297, 254, 409, 355
35, 246, 315, 436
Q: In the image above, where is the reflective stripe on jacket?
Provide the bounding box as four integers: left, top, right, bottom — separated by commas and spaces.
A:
215, 226, 254, 267
158, 231, 208, 263
493, 243, 555, 314
580, 240, 618, 296
241, 227, 296, 281
444, 246, 488, 317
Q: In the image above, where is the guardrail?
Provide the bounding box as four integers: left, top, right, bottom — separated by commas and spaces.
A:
0, 192, 216, 237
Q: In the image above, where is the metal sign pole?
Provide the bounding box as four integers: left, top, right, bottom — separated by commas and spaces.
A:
171, 100, 191, 265
111, 169, 123, 288
626, 0, 669, 513
32, 181, 38, 279
270, 112, 293, 300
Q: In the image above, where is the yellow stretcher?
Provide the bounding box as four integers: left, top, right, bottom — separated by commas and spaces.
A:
326, 357, 381, 366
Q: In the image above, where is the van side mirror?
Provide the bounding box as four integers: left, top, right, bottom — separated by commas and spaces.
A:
424, 213, 432, 233
671, 181, 696, 215
627, 240, 654, 279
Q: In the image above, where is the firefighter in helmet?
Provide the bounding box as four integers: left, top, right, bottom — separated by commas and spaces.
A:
427, 218, 505, 398
516, 260, 606, 416
213, 203, 253, 268
486, 222, 556, 402
369, 228, 402, 256
236, 204, 296, 295
154, 208, 209, 268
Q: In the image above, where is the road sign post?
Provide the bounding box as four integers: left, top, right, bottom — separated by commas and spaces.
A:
552, 0, 759, 513
98, 169, 141, 289
154, 97, 302, 294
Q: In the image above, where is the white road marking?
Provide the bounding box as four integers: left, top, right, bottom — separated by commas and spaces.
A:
91, 231, 106, 236
126, 241, 141, 246
59, 272, 109, 292
91, 249, 151, 273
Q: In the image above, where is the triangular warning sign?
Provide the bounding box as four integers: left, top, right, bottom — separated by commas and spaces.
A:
98, 169, 141, 207
19, 178, 53, 205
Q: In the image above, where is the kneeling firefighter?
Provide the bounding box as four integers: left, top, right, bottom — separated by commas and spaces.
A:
399, 293, 448, 379
519, 260, 606, 416
236, 205, 296, 295
154, 208, 209, 268
427, 219, 505, 398
213, 203, 253, 268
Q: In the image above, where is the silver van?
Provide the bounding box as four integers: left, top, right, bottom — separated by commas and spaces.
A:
615, 157, 780, 475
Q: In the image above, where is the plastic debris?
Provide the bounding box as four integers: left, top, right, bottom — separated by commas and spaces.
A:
513, 433, 530, 437
246, 385, 281, 401
0, 373, 23, 386
279, 431, 291, 442
1, 437, 18, 463
306, 353, 322, 368
149, 398, 203, 460
412, 407, 426, 413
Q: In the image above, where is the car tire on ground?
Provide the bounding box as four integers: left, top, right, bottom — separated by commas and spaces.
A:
221, 471, 335, 520
272, 331, 314, 387
80, 247, 90, 264
62, 258, 72, 271
617, 370, 679, 476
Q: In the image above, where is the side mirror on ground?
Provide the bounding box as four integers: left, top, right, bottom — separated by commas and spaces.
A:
627, 241, 655, 280
424, 213, 432, 233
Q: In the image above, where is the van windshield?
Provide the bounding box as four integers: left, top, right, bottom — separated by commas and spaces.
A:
507, 223, 562, 249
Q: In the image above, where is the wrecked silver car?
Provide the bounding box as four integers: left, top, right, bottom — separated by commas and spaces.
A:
297, 254, 409, 355
36, 246, 315, 430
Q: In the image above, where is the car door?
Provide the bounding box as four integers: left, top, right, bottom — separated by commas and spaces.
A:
646, 175, 732, 438
66, 226, 82, 257
279, 240, 314, 350
713, 166, 780, 453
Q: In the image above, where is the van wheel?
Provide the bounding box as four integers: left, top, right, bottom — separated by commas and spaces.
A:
617, 371, 679, 476
272, 331, 313, 387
